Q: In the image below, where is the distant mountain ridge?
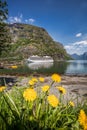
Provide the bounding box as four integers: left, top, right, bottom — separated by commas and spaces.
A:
71, 52, 87, 60
2, 23, 71, 60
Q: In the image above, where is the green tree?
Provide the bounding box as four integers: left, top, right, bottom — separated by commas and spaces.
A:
0, 0, 11, 56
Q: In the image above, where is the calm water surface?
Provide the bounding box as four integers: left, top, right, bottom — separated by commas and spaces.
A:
65, 60, 87, 75
27, 60, 87, 75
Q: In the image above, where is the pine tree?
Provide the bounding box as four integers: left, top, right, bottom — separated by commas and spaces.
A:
0, 0, 11, 56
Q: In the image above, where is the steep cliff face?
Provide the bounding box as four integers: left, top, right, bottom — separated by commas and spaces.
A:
7, 23, 70, 60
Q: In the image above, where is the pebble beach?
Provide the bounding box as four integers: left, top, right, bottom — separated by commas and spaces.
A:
0, 74, 87, 103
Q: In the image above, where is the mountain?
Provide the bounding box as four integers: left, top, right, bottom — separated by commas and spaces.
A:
70, 53, 80, 60
2, 23, 71, 60
81, 52, 87, 60
71, 52, 87, 60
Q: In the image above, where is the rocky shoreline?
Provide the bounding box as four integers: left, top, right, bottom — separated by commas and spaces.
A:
61, 75, 87, 100
0, 74, 87, 102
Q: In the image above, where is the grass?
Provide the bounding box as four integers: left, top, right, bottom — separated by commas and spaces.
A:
0, 73, 87, 130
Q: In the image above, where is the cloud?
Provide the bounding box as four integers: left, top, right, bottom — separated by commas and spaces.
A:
8, 14, 35, 25
29, 18, 35, 23
25, 19, 28, 23
73, 40, 87, 45
65, 40, 87, 55
8, 14, 23, 23
76, 33, 82, 37
25, 18, 35, 24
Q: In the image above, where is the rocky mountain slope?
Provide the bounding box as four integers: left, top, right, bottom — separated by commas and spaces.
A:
6, 23, 71, 60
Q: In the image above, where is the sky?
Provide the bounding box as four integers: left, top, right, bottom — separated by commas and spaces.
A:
7, 0, 87, 55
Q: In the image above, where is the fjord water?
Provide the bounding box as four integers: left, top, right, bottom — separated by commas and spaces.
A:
65, 60, 87, 75
27, 60, 87, 75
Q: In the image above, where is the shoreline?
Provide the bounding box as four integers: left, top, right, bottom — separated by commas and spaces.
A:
0, 73, 87, 77
0, 74, 87, 86
0, 74, 87, 100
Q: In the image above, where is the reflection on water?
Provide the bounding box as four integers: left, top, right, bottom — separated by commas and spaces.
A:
27, 62, 53, 69
65, 60, 87, 75
26, 61, 68, 74
26, 60, 87, 75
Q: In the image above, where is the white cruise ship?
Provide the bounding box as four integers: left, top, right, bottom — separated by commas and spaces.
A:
27, 55, 53, 63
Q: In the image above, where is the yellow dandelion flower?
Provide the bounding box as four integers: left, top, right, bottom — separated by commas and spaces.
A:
32, 78, 38, 83
78, 109, 87, 128
39, 77, 45, 82
56, 86, 66, 94
0, 86, 6, 92
69, 101, 75, 107
11, 65, 18, 69
42, 85, 50, 92
23, 88, 37, 102
28, 80, 35, 86
47, 95, 59, 107
51, 73, 61, 82
84, 125, 87, 130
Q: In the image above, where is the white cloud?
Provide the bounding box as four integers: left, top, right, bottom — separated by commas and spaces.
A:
25, 18, 35, 24
29, 18, 35, 23
8, 14, 35, 25
8, 14, 23, 23
73, 40, 87, 45
25, 19, 28, 23
76, 33, 82, 37
65, 40, 87, 55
